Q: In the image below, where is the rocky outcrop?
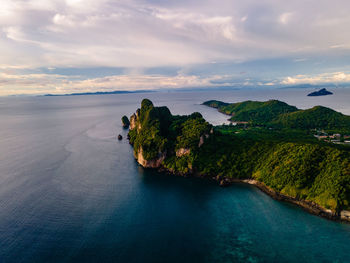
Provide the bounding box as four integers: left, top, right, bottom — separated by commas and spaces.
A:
129, 112, 142, 131
199, 135, 205, 147
198, 133, 210, 147
128, 99, 212, 173
136, 147, 166, 168
341, 210, 350, 221
130, 113, 137, 130
128, 100, 170, 168
121, 115, 130, 128
176, 148, 191, 157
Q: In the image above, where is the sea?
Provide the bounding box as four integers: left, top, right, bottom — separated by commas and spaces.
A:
0, 88, 350, 263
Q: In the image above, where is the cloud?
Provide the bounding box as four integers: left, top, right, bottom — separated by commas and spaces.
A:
241, 16, 248, 22
293, 58, 308, 62
1, 0, 350, 94
52, 14, 75, 27
0, 71, 234, 96
154, 9, 236, 41
278, 12, 293, 25
1, 0, 349, 69
281, 72, 350, 85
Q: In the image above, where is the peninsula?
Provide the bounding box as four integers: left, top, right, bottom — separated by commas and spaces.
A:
126, 99, 350, 222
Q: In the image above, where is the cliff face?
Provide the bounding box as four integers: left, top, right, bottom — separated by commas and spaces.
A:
176, 148, 190, 157
136, 147, 166, 168
128, 99, 211, 170
130, 113, 137, 130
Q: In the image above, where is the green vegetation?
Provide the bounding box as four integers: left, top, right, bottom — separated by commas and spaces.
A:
253, 143, 350, 211
196, 127, 350, 211
203, 99, 350, 133
203, 100, 298, 125
129, 99, 350, 214
128, 99, 211, 162
128, 99, 172, 160
273, 106, 350, 131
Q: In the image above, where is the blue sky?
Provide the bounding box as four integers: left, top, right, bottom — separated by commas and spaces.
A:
1, 0, 350, 95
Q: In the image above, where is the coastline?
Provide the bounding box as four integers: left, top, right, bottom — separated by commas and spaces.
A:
223, 178, 343, 222
156, 164, 350, 223
127, 98, 350, 224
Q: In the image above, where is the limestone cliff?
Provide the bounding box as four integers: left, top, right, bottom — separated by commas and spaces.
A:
136, 147, 166, 168
128, 99, 211, 171
176, 148, 191, 157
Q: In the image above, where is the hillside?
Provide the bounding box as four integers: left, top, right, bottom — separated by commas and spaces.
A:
203, 100, 298, 124
203, 99, 350, 132
273, 106, 350, 131
127, 99, 350, 219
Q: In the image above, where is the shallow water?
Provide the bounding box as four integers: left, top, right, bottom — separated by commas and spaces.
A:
0, 89, 350, 263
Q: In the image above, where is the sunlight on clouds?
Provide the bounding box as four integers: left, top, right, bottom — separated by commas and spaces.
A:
281, 72, 350, 85
1, 0, 350, 94
154, 10, 236, 42
279, 12, 293, 25
0, 72, 226, 96
1, 0, 350, 69
241, 16, 248, 22
53, 14, 75, 27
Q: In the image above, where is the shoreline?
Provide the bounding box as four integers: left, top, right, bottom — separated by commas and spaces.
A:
127, 98, 350, 224
157, 165, 350, 223
225, 178, 342, 222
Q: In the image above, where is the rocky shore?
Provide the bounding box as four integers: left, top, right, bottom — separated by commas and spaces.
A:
130, 141, 350, 223
221, 178, 343, 222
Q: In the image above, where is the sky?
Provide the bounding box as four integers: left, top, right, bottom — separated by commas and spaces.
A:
1, 0, 350, 95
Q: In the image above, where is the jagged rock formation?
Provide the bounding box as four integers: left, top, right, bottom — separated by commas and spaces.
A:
121, 115, 130, 128
128, 99, 211, 170
176, 148, 191, 157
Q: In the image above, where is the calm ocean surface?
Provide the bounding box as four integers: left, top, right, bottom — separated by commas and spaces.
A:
0, 88, 350, 263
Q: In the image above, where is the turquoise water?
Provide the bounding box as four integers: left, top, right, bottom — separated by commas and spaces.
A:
0, 89, 350, 262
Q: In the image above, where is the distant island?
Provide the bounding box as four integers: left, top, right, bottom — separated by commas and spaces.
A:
307, 88, 333, 96
125, 99, 350, 222
44, 90, 154, 96
202, 99, 350, 132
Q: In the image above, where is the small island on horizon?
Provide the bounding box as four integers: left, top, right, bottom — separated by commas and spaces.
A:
307, 88, 333, 96
125, 98, 350, 223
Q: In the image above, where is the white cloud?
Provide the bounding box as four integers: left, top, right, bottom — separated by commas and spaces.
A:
281, 71, 350, 85
293, 58, 308, 62
153, 10, 236, 42
52, 14, 75, 27
0, 72, 229, 96
279, 12, 293, 25
1, 0, 350, 94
